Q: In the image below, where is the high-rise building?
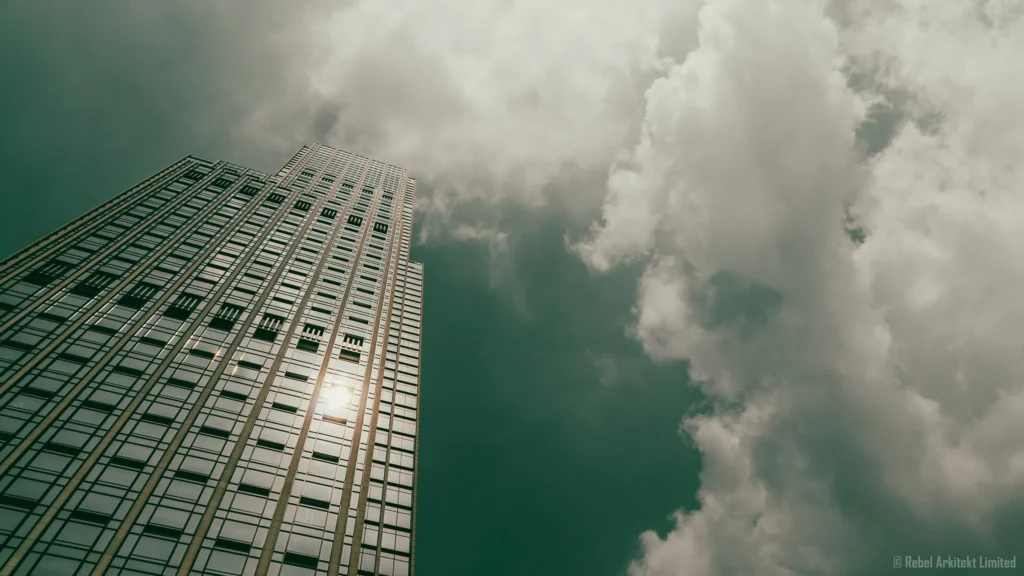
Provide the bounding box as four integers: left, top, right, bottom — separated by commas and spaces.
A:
0, 144, 423, 576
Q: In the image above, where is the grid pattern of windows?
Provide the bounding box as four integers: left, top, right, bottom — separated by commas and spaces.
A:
0, 145, 422, 576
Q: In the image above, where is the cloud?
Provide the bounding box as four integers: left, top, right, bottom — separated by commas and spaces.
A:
448, 224, 530, 317
275, 0, 1024, 571
588, 351, 622, 387
231, 0, 710, 234
569, 0, 1024, 573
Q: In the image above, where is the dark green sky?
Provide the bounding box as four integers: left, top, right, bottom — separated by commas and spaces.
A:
0, 4, 701, 575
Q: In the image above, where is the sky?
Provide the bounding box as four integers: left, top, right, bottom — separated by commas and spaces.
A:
3, 1, 1024, 575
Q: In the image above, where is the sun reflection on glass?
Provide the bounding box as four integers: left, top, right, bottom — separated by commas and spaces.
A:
323, 385, 352, 411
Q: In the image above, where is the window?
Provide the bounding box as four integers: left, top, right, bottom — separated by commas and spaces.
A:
339, 348, 361, 363
321, 208, 337, 219
294, 200, 312, 212
183, 169, 204, 181
210, 303, 245, 331
283, 552, 319, 569
70, 271, 118, 297
24, 259, 73, 285
348, 215, 363, 226
301, 170, 315, 178
253, 313, 285, 342
267, 192, 286, 204
339, 333, 363, 363
143, 524, 184, 540
212, 177, 233, 188
297, 323, 325, 352
374, 222, 389, 234
240, 184, 260, 196
165, 292, 203, 320
118, 281, 160, 309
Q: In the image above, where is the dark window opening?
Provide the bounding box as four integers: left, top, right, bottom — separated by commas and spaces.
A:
199, 426, 230, 439
212, 177, 233, 188
253, 313, 285, 342
112, 365, 144, 377
174, 469, 210, 484
214, 538, 252, 554
297, 323, 326, 353
238, 483, 270, 497
2, 339, 34, 352
210, 303, 245, 331
347, 215, 363, 226
220, 390, 248, 402
109, 456, 146, 470
283, 552, 320, 569
139, 336, 166, 348
24, 387, 56, 399
255, 438, 285, 451
118, 281, 160, 309
374, 222, 389, 234
24, 259, 73, 285
311, 451, 339, 464
189, 344, 215, 358
82, 399, 115, 412
70, 271, 118, 298
272, 402, 298, 413
240, 184, 259, 196
321, 207, 337, 219
69, 510, 111, 525
267, 192, 286, 204
294, 200, 312, 212
143, 524, 184, 540
0, 495, 37, 511
44, 442, 80, 456
140, 413, 175, 426
298, 496, 331, 510
165, 292, 203, 320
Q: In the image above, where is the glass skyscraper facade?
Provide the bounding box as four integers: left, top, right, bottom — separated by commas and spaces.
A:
0, 144, 423, 576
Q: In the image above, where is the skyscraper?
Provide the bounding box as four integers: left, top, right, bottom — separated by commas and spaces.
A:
0, 144, 423, 576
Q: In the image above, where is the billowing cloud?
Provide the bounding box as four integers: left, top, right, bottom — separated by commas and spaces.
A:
236, 0, 706, 237
571, 0, 1024, 574
274, 0, 1024, 572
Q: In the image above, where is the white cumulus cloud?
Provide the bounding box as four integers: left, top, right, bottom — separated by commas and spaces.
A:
572, 0, 1024, 574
